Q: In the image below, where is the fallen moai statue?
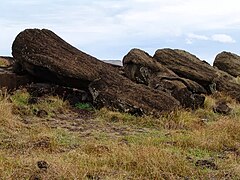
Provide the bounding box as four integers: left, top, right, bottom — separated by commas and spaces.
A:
214, 51, 240, 77
1, 28, 238, 116
153, 48, 240, 102
12, 29, 180, 116
122, 48, 206, 109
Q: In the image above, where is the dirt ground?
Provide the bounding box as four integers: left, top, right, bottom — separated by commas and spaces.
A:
21, 108, 151, 140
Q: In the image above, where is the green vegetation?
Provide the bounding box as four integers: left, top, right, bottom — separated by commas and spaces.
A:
75, 102, 93, 110
10, 89, 67, 117
0, 89, 240, 179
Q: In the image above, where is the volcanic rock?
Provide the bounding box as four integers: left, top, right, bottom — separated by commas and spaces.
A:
153, 48, 218, 92
26, 83, 92, 105
123, 48, 206, 109
153, 48, 240, 102
214, 51, 240, 77
195, 159, 218, 170
37, 160, 49, 169
213, 100, 232, 115
0, 56, 33, 89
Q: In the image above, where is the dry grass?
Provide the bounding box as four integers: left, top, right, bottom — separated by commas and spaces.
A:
0, 57, 11, 67
0, 90, 240, 179
0, 90, 22, 130
235, 76, 240, 84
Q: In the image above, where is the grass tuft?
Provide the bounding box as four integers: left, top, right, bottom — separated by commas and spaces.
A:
75, 102, 93, 110
10, 89, 68, 117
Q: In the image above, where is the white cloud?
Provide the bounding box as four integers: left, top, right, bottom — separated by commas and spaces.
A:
2, 0, 240, 41
116, 0, 240, 33
1, 0, 240, 60
186, 33, 236, 44
188, 33, 209, 41
211, 34, 236, 43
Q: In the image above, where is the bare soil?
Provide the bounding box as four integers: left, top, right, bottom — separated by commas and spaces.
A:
21, 108, 150, 140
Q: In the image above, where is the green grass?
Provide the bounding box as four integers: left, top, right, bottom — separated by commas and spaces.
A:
75, 102, 93, 110
10, 89, 30, 107
10, 89, 68, 117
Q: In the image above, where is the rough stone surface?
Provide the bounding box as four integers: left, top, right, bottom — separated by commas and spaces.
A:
195, 159, 218, 170
212, 69, 240, 102
123, 49, 206, 109
213, 100, 232, 115
123, 48, 176, 85
153, 48, 218, 91
26, 83, 92, 105
37, 160, 49, 169
214, 51, 240, 77
12, 29, 180, 116
153, 48, 240, 102
0, 56, 32, 89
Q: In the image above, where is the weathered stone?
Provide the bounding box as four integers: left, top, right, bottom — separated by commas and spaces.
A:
153, 48, 240, 102
37, 160, 49, 169
123, 48, 176, 85
214, 51, 240, 77
212, 70, 240, 102
153, 48, 218, 91
123, 49, 205, 109
213, 100, 232, 115
12, 29, 180, 116
0, 56, 33, 89
36, 109, 48, 118
26, 83, 92, 105
195, 159, 218, 170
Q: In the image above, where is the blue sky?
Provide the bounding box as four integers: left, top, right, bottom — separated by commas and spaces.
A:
1, 0, 240, 64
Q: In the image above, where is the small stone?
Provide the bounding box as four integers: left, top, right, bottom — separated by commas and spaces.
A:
29, 174, 41, 180
213, 100, 232, 115
28, 97, 39, 104
195, 159, 217, 170
36, 110, 48, 118
37, 160, 49, 169
86, 173, 100, 180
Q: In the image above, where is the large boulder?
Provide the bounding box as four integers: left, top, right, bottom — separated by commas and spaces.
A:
153, 48, 240, 102
214, 51, 240, 77
123, 49, 206, 109
12, 29, 180, 116
123, 48, 176, 84
153, 48, 218, 91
